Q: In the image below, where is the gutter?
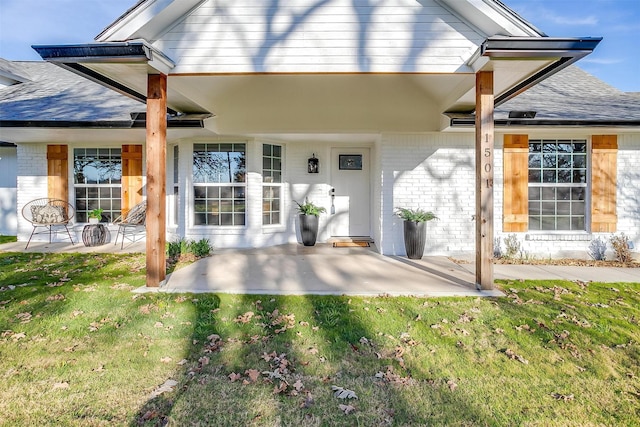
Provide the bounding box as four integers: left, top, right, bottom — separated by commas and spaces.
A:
449, 118, 640, 128
456, 36, 602, 116
0, 115, 206, 129
32, 41, 181, 115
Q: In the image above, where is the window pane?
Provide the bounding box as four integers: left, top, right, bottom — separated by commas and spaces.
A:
193, 143, 246, 184
528, 139, 587, 231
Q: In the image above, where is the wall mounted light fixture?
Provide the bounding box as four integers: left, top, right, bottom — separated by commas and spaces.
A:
308, 153, 319, 173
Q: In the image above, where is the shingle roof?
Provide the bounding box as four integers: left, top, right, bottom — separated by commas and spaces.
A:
0, 59, 144, 122
496, 65, 640, 122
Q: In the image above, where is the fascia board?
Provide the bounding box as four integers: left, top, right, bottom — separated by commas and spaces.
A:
96, 0, 205, 42
436, 0, 543, 37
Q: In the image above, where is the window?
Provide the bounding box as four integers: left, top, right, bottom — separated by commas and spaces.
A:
193, 143, 246, 226
73, 148, 122, 222
262, 144, 283, 225
528, 139, 587, 231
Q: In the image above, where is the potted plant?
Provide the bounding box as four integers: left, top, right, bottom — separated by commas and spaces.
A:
296, 198, 326, 246
88, 208, 104, 224
396, 207, 437, 259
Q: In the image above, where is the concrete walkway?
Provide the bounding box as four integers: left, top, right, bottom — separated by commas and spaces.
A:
2, 241, 638, 296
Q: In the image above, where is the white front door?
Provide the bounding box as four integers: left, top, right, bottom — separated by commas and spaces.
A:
330, 148, 370, 237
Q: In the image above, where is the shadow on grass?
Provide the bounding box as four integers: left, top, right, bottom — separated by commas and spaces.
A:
129, 252, 493, 426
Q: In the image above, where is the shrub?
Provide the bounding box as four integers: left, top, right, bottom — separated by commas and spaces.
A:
503, 234, 521, 259
191, 238, 214, 257
493, 237, 503, 258
167, 238, 214, 259
610, 233, 633, 263
588, 237, 607, 261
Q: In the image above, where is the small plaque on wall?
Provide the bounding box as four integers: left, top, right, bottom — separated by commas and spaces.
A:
339, 154, 362, 170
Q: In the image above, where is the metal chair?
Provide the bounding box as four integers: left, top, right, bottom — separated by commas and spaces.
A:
113, 200, 146, 249
22, 198, 75, 249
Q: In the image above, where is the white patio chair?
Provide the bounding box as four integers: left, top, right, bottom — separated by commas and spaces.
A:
22, 198, 75, 249
113, 200, 146, 249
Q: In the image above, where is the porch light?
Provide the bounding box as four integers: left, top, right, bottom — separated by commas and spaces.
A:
308, 154, 319, 173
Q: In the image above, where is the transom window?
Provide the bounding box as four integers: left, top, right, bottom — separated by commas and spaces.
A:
73, 148, 122, 222
193, 143, 246, 226
262, 144, 283, 225
528, 139, 587, 231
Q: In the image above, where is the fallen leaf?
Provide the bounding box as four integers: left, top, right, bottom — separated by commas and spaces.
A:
551, 392, 574, 401
52, 382, 70, 390
234, 311, 255, 324
504, 348, 529, 364
293, 379, 304, 391
149, 379, 178, 398
160, 357, 172, 363
229, 372, 242, 382
447, 379, 458, 391
273, 381, 288, 394
300, 392, 315, 408
339, 404, 356, 414
246, 369, 260, 383
332, 385, 358, 399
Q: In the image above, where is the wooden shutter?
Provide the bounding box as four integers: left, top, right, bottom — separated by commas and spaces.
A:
47, 145, 68, 201
503, 135, 529, 232
122, 144, 143, 217
591, 135, 617, 232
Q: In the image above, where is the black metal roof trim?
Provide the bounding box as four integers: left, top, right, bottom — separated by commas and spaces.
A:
481, 37, 602, 58
34, 41, 155, 63
0, 119, 204, 129
0, 141, 17, 147
450, 118, 640, 127
466, 36, 604, 113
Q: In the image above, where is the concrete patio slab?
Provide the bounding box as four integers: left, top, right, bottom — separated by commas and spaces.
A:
158, 244, 503, 297
2, 241, 638, 297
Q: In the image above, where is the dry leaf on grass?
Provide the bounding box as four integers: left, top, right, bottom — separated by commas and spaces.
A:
234, 311, 255, 324
149, 379, 178, 398
551, 392, 575, 401
339, 404, 356, 414
504, 348, 529, 364
52, 382, 69, 390
160, 357, 172, 363
332, 385, 358, 399
245, 369, 260, 383
229, 372, 242, 382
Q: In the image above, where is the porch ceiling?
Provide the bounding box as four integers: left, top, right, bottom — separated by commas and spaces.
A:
60, 59, 552, 133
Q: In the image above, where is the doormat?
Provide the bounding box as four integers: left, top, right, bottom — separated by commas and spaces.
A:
333, 241, 370, 248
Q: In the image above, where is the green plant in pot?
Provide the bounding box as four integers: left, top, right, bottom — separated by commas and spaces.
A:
88, 208, 104, 224
396, 207, 437, 259
296, 198, 326, 246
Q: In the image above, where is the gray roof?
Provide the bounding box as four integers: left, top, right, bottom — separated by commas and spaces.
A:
1, 59, 638, 127
496, 65, 640, 123
0, 58, 144, 122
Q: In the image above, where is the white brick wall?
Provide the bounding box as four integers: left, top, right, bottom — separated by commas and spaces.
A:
16, 144, 48, 241
13, 133, 639, 258
379, 133, 475, 256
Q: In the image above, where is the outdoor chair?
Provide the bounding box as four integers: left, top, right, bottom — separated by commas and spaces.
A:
22, 198, 75, 249
113, 200, 147, 249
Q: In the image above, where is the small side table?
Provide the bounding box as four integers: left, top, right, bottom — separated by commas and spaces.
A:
82, 224, 108, 247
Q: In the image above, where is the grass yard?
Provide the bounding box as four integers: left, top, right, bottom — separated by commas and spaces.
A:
0, 252, 639, 426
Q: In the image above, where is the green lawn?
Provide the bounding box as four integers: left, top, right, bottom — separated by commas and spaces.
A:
0, 252, 638, 426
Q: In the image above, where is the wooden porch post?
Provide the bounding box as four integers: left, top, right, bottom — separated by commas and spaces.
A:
146, 73, 167, 287
475, 71, 494, 290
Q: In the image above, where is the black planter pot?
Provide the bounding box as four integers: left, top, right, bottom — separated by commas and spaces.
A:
299, 214, 319, 246
403, 220, 427, 259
